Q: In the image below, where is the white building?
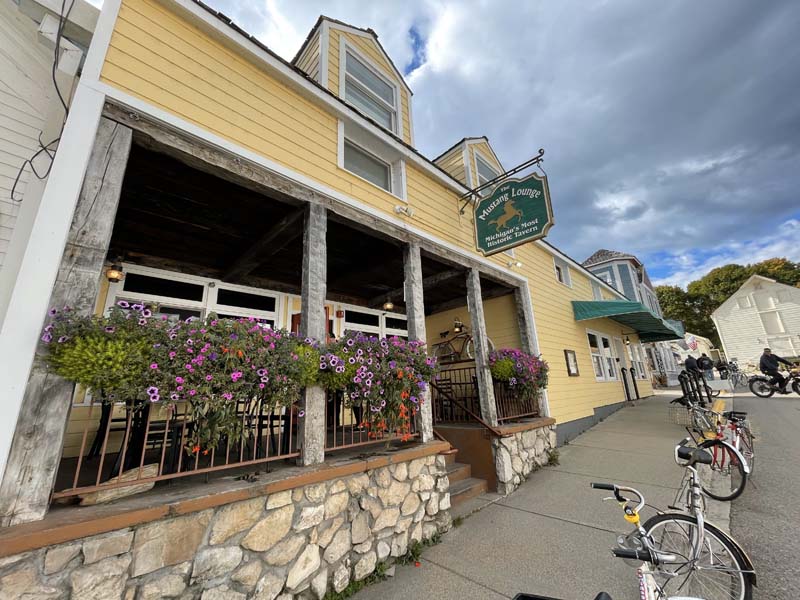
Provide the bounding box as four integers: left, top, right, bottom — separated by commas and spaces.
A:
0, 0, 98, 325
583, 249, 682, 385
712, 275, 800, 367
671, 333, 719, 366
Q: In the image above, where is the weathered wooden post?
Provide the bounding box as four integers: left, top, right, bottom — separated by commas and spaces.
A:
298, 203, 327, 465
0, 118, 132, 526
514, 282, 538, 355
403, 242, 434, 442
466, 268, 498, 426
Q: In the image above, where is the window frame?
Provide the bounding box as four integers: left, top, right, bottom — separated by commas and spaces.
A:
342, 138, 393, 193
586, 329, 618, 382
591, 281, 603, 301
475, 153, 501, 195
553, 257, 572, 287
627, 342, 648, 380
340, 42, 401, 136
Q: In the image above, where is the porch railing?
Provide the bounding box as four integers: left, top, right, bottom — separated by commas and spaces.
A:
324, 391, 418, 451
54, 395, 301, 499
431, 360, 541, 425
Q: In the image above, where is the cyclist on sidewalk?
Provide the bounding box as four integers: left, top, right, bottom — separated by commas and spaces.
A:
759, 347, 793, 394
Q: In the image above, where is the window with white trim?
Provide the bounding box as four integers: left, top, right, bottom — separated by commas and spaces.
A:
476, 154, 500, 195
736, 296, 752, 309
627, 342, 647, 379
587, 330, 617, 381
343, 140, 391, 192
343, 308, 408, 338
554, 257, 572, 287
344, 50, 398, 133
592, 281, 603, 300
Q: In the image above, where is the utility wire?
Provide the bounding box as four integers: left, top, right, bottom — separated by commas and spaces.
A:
9, 0, 75, 203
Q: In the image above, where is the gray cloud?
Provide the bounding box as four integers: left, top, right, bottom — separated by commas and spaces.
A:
197, 0, 800, 278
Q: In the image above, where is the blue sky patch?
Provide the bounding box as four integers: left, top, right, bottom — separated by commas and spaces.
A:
404, 25, 426, 75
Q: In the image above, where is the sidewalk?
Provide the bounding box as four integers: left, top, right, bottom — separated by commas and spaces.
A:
357, 393, 728, 600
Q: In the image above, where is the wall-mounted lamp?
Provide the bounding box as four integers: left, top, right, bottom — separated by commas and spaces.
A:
507, 260, 523, 268
394, 205, 415, 217
453, 318, 464, 333
382, 300, 395, 311
106, 263, 124, 283
624, 336, 631, 346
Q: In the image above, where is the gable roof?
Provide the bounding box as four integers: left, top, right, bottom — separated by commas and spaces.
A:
711, 274, 789, 316
291, 15, 412, 96
582, 249, 642, 268
433, 136, 504, 171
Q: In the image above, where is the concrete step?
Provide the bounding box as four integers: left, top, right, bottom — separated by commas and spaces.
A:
440, 448, 458, 466
449, 477, 488, 508
446, 461, 471, 484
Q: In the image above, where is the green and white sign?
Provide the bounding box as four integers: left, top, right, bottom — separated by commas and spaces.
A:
473, 172, 554, 256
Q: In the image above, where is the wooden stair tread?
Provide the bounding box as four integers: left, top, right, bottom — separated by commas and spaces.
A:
449, 477, 489, 507
445, 461, 471, 483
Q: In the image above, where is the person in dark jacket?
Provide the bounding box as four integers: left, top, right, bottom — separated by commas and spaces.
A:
759, 348, 793, 393
698, 354, 714, 380
684, 355, 700, 373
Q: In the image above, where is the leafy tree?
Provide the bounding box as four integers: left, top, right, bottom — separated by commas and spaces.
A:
656, 257, 800, 346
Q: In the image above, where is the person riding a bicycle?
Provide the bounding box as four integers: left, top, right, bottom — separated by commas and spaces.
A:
759, 347, 793, 394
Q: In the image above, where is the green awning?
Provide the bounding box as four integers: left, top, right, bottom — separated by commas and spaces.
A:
572, 300, 684, 343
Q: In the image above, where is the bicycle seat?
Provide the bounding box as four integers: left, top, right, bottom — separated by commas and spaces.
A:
723, 410, 747, 422
677, 446, 713, 465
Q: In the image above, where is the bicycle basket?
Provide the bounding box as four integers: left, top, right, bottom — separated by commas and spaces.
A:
668, 405, 691, 426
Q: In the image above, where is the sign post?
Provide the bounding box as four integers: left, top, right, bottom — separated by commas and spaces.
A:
473, 172, 554, 256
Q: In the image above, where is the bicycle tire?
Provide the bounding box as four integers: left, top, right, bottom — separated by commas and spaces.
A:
748, 377, 774, 398
738, 427, 755, 474
699, 438, 747, 501
433, 342, 456, 362
464, 337, 495, 359
705, 385, 721, 398
642, 513, 753, 600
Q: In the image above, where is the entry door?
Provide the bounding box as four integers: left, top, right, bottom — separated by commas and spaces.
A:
291, 308, 332, 341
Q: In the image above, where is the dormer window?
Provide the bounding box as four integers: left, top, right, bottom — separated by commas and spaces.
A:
344, 50, 398, 133
476, 155, 500, 195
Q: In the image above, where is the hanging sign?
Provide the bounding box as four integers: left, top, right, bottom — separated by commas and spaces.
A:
473, 172, 554, 256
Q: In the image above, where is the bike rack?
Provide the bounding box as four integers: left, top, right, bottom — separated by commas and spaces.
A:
620, 367, 632, 402
630, 368, 640, 400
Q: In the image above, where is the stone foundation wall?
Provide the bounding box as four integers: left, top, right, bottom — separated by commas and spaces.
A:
493, 424, 556, 495
0, 455, 451, 599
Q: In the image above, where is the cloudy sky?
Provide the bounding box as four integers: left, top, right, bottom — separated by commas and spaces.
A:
94, 0, 800, 287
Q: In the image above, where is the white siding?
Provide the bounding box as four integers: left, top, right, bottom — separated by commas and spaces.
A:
0, 1, 55, 272
714, 279, 800, 365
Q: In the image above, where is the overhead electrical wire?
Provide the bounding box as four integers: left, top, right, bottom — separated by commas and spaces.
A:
9, 0, 76, 203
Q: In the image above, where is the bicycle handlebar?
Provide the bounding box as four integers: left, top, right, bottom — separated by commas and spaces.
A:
591, 482, 645, 513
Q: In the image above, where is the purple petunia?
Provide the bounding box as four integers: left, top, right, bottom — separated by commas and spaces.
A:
117, 300, 130, 308
150, 363, 158, 370
57, 336, 69, 343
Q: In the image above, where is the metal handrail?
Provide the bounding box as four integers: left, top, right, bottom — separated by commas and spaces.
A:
431, 380, 505, 437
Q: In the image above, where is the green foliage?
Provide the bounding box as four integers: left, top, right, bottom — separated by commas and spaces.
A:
452, 515, 465, 527
322, 562, 390, 600
547, 448, 560, 466
656, 257, 800, 345
489, 357, 515, 381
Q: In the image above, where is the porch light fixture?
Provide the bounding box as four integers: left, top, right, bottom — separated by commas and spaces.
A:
382, 300, 395, 311
507, 260, 523, 268
625, 336, 631, 346
453, 318, 464, 333
106, 264, 124, 283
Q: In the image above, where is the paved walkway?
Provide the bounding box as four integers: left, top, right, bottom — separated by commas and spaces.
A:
357, 393, 718, 600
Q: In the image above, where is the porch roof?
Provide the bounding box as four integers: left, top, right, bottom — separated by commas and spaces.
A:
571, 300, 683, 342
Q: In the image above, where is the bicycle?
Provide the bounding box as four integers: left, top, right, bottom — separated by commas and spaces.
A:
748, 367, 800, 398
431, 323, 494, 363
592, 439, 756, 599
671, 396, 752, 500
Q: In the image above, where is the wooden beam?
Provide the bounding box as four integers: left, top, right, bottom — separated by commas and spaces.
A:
514, 282, 538, 355
368, 268, 463, 308
298, 204, 327, 466
222, 209, 304, 282
105, 105, 524, 290
0, 119, 133, 526
403, 243, 433, 442
466, 268, 498, 427
425, 286, 513, 316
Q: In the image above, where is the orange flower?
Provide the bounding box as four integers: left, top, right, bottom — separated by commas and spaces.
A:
192, 445, 200, 453
237, 350, 243, 358
401, 390, 410, 400
397, 370, 404, 379
202, 449, 210, 456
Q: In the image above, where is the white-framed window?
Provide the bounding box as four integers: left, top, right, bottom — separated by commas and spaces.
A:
627, 342, 648, 379
338, 121, 406, 199
554, 257, 572, 287
342, 45, 399, 134
343, 140, 391, 192
105, 265, 281, 328
476, 154, 500, 195
592, 281, 603, 300
759, 311, 785, 335
736, 296, 752, 309
342, 307, 408, 339
587, 330, 617, 381
596, 271, 612, 286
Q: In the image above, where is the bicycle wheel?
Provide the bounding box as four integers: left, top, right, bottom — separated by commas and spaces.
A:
699, 439, 747, 501
737, 427, 755, 474
464, 337, 494, 359
643, 513, 752, 600
433, 342, 455, 362
748, 377, 774, 398
705, 385, 721, 398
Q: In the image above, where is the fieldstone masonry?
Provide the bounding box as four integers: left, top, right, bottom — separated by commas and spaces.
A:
493, 423, 557, 495
0, 454, 451, 599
